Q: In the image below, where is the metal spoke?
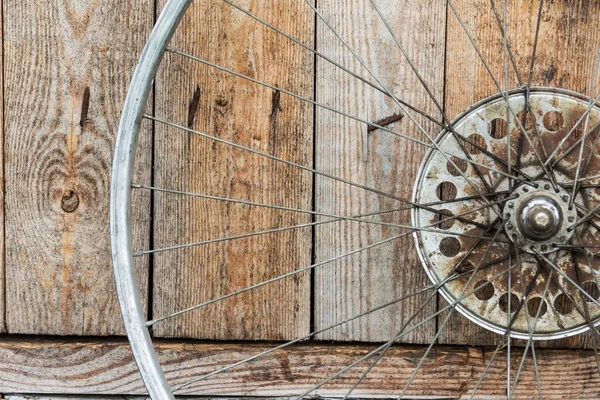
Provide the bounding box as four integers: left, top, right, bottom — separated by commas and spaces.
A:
513, 247, 543, 399
220, 0, 444, 127
165, 48, 432, 147
397, 220, 508, 398
469, 262, 544, 400
172, 282, 434, 393
147, 113, 414, 209
146, 198, 507, 326
543, 98, 600, 168
135, 207, 405, 256
509, 264, 553, 398
569, 43, 600, 208
161, 51, 527, 187
447, 0, 555, 186
295, 258, 519, 400
489, 0, 522, 86
136, 189, 510, 256
174, 250, 514, 393
194, 1, 536, 179
569, 202, 600, 231
369, 0, 506, 195
134, 183, 512, 239
340, 289, 438, 400
342, 216, 505, 399
526, 0, 544, 89
305, 1, 508, 217
535, 251, 600, 307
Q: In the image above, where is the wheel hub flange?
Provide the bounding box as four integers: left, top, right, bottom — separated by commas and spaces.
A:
504, 181, 577, 254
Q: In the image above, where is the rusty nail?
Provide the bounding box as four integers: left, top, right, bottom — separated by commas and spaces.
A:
61, 190, 80, 213
79, 86, 91, 128
367, 113, 404, 133
187, 85, 201, 128
271, 89, 281, 117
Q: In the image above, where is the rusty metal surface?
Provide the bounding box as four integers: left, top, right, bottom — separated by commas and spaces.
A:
412, 88, 600, 340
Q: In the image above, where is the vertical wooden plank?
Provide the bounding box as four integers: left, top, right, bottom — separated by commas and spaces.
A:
314, 0, 446, 343
153, 1, 314, 340
441, 0, 600, 347
4, 0, 153, 335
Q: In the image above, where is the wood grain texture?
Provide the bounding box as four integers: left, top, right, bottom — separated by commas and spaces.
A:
1, 338, 600, 399
441, 0, 600, 348
152, 0, 314, 340
3, 0, 153, 335
314, 0, 446, 343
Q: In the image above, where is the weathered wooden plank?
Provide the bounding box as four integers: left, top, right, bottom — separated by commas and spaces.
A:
314, 0, 446, 343
1, 338, 600, 398
441, 0, 600, 348
152, 1, 314, 339
4, 0, 153, 335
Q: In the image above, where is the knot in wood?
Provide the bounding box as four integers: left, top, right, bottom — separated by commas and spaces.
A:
61, 190, 80, 213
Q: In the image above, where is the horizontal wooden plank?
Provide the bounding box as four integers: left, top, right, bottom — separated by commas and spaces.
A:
0, 338, 599, 398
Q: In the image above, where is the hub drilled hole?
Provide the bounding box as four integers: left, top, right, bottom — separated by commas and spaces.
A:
434, 209, 455, 230
527, 297, 548, 318
488, 118, 508, 139
474, 280, 494, 301
582, 281, 600, 303
447, 156, 468, 176
436, 182, 457, 201
543, 111, 564, 131
465, 134, 487, 155
499, 293, 520, 314
439, 237, 461, 257
516, 110, 536, 130
554, 293, 575, 315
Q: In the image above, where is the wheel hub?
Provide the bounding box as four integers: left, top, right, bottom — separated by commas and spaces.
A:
412, 88, 600, 340
504, 181, 576, 254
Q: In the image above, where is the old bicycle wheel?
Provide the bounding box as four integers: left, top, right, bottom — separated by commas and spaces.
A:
111, 0, 600, 398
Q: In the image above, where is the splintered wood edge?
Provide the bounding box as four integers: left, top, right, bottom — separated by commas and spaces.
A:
0, 338, 599, 398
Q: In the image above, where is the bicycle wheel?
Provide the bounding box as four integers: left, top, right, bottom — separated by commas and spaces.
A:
111, 0, 600, 398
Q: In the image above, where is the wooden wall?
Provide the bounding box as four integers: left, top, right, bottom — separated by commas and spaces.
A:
1, 0, 600, 397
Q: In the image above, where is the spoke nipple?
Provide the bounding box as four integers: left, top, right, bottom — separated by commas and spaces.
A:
131, 182, 142, 189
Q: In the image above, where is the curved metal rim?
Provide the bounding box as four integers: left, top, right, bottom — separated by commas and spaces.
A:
411, 86, 600, 341
110, 0, 191, 398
